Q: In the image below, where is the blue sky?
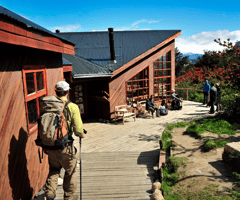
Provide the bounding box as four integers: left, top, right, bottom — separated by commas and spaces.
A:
1, 0, 240, 54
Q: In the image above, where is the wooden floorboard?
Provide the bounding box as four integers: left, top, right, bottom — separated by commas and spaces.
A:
55, 101, 214, 200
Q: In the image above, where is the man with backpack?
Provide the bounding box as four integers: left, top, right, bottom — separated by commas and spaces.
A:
43, 81, 85, 200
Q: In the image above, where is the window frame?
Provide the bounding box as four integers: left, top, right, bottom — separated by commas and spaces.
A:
22, 65, 48, 135
126, 66, 149, 104
153, 51, 172, 102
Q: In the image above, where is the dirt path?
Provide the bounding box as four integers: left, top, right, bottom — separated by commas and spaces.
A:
171, 127, 240, 194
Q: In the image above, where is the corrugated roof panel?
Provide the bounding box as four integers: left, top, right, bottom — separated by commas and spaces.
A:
0, 6, 74, 45
62, 58, 72, 65
58, 30, 181, 70
62, 54, 112, 76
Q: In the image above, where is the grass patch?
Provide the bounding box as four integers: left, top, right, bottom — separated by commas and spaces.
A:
167, 157, 188, 172
161, 131, 173, 150
174, 121, 188, 128
167, 124, 175, 131
186, 118, 238, 137
166, 184, 231, 200
204, 139, 229, 150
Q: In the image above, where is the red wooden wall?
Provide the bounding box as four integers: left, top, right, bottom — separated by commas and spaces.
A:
108, 40, 175, 118
0, 42, 64, 199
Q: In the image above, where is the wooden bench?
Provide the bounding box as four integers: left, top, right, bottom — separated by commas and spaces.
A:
114, 105, 136, 124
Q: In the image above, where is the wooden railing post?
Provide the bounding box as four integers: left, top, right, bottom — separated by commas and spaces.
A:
186, 89, 188, 101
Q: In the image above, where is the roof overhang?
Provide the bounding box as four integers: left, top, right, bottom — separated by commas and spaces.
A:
73, 74, 113, 79
112, 31, 181, 77
63, 65, 73, 72
0, 20, 75, 55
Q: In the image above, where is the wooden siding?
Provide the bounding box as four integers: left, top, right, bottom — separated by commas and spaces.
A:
0, 42, 64, 199
0, 19, 75, 55
109, 41, 175, 118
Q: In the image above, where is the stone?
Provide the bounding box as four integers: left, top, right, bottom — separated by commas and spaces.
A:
150, 189, 164, 200
152, 181, 161, 192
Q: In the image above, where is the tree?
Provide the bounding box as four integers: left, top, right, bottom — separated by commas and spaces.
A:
175, 47, 190, 77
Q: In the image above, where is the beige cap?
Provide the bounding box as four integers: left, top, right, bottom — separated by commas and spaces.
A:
55, 81, 71, 91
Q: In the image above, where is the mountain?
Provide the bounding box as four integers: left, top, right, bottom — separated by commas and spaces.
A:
182, 53, 203, 59
182, 53, 203, 63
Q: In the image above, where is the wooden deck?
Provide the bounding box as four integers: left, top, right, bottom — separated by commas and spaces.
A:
55, 101, 214, 200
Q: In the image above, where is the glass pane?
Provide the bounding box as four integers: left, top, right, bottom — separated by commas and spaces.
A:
163, 54, 166, 61
163, 63, 166, 69
163, 70, 167, 76
27, 99, 37, 125
167, 51, 171, 61
26, 73, 35, 95
167, 63, 171, 69
38, 96, 45, 114
158, 57, 163, 61
36, 72, 44, 91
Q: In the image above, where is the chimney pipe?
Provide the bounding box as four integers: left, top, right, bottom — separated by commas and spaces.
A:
108, 28, 116, 61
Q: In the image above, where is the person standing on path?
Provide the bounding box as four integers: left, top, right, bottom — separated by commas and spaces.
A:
45, 81, 85, 200
203, 79, 210, 106
209, 82, 217, 114
216, 83, 222, 111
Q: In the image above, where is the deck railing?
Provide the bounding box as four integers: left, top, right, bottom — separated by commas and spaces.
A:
175, 88, 203, 101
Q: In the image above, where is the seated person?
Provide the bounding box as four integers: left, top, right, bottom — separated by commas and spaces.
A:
146, 95, 160, 118
159, 100, 168, 116
171, 89, 182, 110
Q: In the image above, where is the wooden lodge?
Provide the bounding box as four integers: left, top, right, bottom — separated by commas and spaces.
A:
0, 6, 75, 199
58, 28, 181, 119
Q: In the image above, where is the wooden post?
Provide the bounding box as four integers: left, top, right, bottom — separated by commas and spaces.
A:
186, 89, 189, 101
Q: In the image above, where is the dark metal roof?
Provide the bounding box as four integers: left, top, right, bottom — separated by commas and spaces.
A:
0, 6, 74, 45
57, 30, 181, 70
62, 54, 112, 78
62, 58, 72, 65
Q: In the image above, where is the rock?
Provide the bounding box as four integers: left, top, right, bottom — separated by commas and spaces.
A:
150, 189, 164, 200
152, 181, 161, 192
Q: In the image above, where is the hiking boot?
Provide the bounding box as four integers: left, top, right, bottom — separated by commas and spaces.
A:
46, 194, 55, 200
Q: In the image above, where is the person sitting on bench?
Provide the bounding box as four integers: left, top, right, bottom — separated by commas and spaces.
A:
146, 95, 159, 118
171, 89, 182, 110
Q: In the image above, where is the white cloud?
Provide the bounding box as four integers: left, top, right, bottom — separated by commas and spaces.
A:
132, 19, 148, 26
131, 19, 160, 27
50, 24, 81, 32
176, 30, 240, 54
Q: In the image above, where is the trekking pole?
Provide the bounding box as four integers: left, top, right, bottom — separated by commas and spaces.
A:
80, 129, 87, 200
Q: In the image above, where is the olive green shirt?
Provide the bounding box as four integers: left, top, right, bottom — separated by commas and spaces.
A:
61, 96, 83, 137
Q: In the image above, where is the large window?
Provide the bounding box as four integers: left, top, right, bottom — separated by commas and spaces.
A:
126, 67, 149, 105
22, 66, 47, 135
153, 51, 171, 102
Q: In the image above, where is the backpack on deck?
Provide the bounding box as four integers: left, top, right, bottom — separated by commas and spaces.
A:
35, 96, 73, 162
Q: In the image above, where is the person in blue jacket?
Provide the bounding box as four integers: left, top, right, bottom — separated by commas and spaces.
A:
203, 79, 210, 106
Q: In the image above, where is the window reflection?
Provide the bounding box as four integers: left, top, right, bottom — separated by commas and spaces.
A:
27, 99, 37, 124
37, 72, 44, 91
26, 73, 35, 94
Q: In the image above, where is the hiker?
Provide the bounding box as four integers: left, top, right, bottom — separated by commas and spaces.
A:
45, 81, 85, 200
216, 83, 222, 111
159, 100, 168, 116
146, 95, 160, 118
209, 82, 217, 114
171, 89, 182, 110
203, 79, 210, 106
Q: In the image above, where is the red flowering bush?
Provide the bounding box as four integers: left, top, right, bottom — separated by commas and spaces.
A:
176, 38, 240, 120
